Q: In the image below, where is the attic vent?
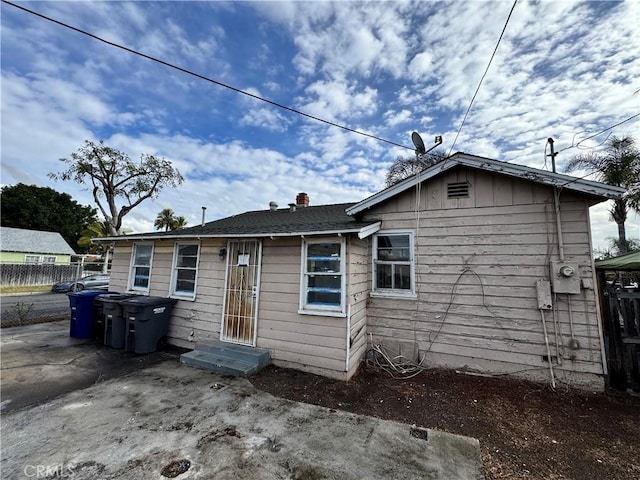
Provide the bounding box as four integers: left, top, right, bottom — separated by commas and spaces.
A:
447, 182, 469, 198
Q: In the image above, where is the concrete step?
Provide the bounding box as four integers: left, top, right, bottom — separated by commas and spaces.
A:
194, 340, 271, 369
179, 340, 271, 377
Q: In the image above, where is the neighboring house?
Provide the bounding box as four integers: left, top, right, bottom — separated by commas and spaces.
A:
98, 152, 626, 389
0, 227, 76, 264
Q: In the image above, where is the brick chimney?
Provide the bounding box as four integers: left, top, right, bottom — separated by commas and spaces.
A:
296, 192, 309, 207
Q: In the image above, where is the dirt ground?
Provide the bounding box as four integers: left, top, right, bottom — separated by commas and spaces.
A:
251, 364, 640, 480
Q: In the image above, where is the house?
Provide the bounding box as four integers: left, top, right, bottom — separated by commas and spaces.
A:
0, 227, 76, 264
98, 152, 625, 389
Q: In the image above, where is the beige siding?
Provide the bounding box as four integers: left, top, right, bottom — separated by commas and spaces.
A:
108, 238, 227, 348
347, 236, 369, 377
362, 167, 605, 388
256, 237, 350, 379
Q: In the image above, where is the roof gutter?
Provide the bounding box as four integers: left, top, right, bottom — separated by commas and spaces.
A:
92, 223, 380, 243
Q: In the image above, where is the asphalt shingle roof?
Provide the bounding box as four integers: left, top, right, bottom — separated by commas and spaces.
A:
106, 203, 379, 241
0, 227, 76, 255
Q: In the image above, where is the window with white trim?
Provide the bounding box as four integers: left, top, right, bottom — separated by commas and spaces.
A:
300, 238, 345, 314
24, 255, 40, 264
170, 242, 200, 298
129, 243, 153, 292
373, 232, 415, 296
43, 256, 57, 264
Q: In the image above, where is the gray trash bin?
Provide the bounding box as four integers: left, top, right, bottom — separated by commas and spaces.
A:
120, 296, 177, 354
98, 294, 137, 348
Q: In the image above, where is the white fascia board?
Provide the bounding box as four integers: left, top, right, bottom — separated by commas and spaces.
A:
453, 155, 626, 199
358, 221, 381, 239
92, 226, 377, 243
346, 153, 625, 216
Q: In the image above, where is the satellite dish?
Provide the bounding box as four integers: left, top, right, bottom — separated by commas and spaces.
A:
411, 132, 426, 154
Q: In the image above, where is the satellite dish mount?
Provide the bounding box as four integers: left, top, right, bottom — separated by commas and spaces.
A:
411, 132, 443, 166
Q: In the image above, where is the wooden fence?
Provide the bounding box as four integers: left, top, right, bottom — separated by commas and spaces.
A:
599, 277, 640, 391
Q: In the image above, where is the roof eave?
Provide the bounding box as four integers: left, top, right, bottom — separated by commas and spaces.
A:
92, 225, 378, 242
346, 153, 626, 216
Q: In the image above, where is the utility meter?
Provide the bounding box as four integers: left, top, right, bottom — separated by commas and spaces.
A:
550, 261, 580, 294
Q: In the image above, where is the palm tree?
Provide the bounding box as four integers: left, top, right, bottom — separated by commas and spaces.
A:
173, 216, 187, 230
154, 208, 176, 232
385, 150, 447, 187
565, 136, 640, 254
77, 221, 111, 254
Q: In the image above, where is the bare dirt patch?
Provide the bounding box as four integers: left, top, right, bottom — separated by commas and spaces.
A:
251, 365, 640, 480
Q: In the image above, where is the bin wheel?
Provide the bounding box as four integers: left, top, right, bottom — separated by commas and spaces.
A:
72, 283, 84, 292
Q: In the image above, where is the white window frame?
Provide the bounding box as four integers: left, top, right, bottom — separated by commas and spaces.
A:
128, 242, 154, 293
24, 255, 41, 264
371, 230, 416, 298
43, 256, 57, 264
169, 241, 200, 300
298, 237, 346, 317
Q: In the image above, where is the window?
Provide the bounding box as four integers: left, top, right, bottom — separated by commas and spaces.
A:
24, 255, 41, 264
300, 238, 345, 315
129, 243, 153, 291
373, 232, 415, 296
170, 242, 200, 298
43, 256, 57, 264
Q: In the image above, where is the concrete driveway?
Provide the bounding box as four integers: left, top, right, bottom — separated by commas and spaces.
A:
1, 322, 483, 480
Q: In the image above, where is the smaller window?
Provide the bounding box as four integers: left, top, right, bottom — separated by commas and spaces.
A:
129, 243, 153, 291
447, 181, 469, 198
373, 232, 415, 297
24, 255, 41, 264
43, 256, 57, 264
170, 242, 200, 298
300, 238, 345, 315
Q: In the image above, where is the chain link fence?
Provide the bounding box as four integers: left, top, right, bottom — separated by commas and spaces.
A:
1, 261, 109, 328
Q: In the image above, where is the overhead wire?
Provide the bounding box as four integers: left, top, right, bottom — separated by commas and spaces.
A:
447, 0, 518, 156
2, 0, 414, 151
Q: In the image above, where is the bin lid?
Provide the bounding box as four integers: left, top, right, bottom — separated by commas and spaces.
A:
67, 290, 117, 298
94, 293, 138, 303
120, 296, 178, 306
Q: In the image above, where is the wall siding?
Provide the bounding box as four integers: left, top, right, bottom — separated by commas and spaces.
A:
362, 167, 605, 389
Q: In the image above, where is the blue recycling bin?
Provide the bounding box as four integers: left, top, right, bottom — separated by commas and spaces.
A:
68, 290, 114, 339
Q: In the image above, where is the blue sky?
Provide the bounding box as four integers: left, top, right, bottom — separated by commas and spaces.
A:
1, 0, 639, 252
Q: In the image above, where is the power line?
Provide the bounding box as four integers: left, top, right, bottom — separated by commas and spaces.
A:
557, 112, 640, 154
447, 0, 518, 156
2, 0, 414, 151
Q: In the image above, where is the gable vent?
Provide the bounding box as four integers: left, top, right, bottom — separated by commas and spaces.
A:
447, 182, 470, 198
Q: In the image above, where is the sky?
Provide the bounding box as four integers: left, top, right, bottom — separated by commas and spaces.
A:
1, 0, 639, 253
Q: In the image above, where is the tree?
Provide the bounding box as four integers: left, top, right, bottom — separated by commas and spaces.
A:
154, 209, 188, 231
385, 150, 448, 187
173, 216, 188, 230
154, 208, 177, 232
77, 221, 111, 254
565, 136, 640, 254
49, 140, 184, 236
0, 183, 97, 251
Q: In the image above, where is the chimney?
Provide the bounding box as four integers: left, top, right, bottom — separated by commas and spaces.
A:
296, 192, 309, 207
269, 201, 278, 211
288, 203, 296, 212
201, 206, 207, 226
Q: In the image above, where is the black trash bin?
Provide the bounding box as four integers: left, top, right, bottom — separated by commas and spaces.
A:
120, 296, 177, 354
68, 290, 114, 339
98, 294, 138, 348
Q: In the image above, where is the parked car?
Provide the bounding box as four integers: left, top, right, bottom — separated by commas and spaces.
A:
51, 274, 110, 293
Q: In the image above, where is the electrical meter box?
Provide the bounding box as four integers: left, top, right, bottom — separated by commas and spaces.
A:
550, 261, 581, 294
